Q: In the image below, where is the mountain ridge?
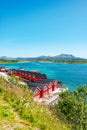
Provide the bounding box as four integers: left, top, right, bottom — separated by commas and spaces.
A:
0, 54, 86, 60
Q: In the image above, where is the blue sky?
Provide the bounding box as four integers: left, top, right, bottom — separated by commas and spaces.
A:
0, 0, 87, 58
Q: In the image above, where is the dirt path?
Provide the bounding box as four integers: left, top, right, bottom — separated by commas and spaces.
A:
0, 97, 31, 130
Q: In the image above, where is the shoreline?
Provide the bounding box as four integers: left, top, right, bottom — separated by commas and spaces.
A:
0, 60, 87, 64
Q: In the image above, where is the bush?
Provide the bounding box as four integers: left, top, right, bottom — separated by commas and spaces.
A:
54, 85, 87, 130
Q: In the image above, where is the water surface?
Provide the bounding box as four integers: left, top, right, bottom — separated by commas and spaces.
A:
0, 62, 87, 91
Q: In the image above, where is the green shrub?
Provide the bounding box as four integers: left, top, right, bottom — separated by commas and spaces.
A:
54, 85, 87, 130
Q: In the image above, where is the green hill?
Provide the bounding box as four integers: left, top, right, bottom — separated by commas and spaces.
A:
0, 76, 70, 130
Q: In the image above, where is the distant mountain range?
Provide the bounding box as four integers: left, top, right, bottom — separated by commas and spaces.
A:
0, 54, 86, 60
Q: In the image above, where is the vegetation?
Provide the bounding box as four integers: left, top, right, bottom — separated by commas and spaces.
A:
54, 85, 87, 130
0, 58, 87, 64
0, 72, 87, 130
0, 59, 18, 64
35, 59, 87, 64
0, 76, 70, 130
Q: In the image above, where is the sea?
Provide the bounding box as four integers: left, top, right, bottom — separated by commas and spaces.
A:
0, 62, 87, 91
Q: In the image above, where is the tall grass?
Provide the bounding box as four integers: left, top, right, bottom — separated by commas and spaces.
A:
0, 76, 70, 130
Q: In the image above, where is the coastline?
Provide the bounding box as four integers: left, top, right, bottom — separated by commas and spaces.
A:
0, 62, 87, 92
0, 59, 87, 64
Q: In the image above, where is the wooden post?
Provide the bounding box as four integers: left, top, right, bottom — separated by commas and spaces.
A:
52, 84, 54, 91
40, 90, 43, 98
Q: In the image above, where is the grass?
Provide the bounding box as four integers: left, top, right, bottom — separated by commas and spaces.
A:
0, 76, 71, 130
0, 97, 30, 130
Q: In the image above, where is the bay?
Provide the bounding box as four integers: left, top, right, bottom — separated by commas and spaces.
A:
0, 62, 87, 91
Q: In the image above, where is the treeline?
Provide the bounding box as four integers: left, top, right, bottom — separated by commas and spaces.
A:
0, 59, 87, 64
0, 59, 18, 64
33, 59, 87, 64
53, 59, 87, 64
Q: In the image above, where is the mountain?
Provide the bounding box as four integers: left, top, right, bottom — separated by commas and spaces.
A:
0, 56, 14, 60
32, 55, 52, 60
54, 54, 75, 58
26, 54, 83, 60
52, 54, 79, 60
0, 54, 85, 60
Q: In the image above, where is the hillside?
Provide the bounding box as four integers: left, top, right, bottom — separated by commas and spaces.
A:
0, 76, 70, 130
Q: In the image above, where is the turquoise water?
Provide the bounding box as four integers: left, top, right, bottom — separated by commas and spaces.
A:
0, 62, 87, 91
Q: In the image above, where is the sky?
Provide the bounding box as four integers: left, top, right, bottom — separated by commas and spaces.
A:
0, 0, 87, 58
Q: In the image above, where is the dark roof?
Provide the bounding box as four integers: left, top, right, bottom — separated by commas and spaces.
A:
25, 79, 57, 92
27, 82, 46, 91
9, 69, 47, 79
33, 79, 55, 84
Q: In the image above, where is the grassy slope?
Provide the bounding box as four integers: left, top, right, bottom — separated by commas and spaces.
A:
0, 77, 70, 130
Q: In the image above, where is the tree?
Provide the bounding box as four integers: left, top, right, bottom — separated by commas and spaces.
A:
54, 85, 87, 130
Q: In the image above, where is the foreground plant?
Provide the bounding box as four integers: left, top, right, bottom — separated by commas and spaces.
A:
54, 85, 87, 130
